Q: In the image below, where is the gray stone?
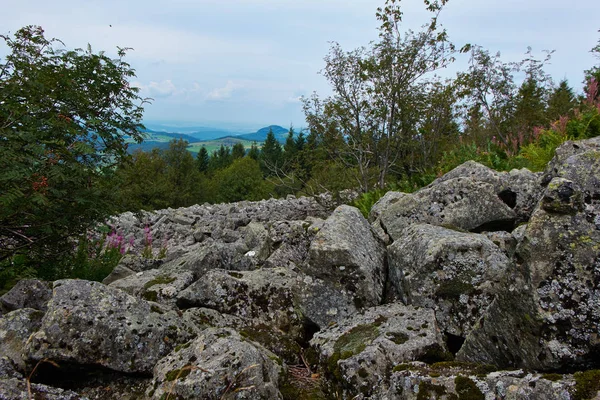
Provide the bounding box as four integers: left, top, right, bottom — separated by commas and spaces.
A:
458, 140, 600, 370
387, 224, 512, 338
25, 280, 194, 375
380, 178, 517, 241
101, 264, 135, 285
177, 268, 304, 339
108, 268, 195, 307
0, 378, 85, 400
0, 308, 44, 371
148, 328, 283, 400
0, 279, 52, 314
368, 191, 408, 223
376, 365, 575, 400
306, 205, 386, 307
0, 356, 22, 379
310, 303, 448, 398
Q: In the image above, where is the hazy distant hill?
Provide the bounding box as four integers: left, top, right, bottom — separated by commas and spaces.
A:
127, 125, 291, 155
235, 125, 289, 143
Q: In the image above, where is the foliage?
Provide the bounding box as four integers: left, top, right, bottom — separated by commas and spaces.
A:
0, 26, 147, 271
302, 0, 461, 192
213, 157, 274, 203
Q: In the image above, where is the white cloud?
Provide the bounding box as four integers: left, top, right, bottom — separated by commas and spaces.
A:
207, 81, 243, 100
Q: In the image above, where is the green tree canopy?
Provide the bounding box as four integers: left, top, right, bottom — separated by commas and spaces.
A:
0, 26, 148, 264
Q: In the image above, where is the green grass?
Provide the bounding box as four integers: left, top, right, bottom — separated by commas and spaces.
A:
188, 138, 257, 154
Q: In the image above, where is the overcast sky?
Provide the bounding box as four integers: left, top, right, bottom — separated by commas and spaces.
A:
2, 0, 599, 130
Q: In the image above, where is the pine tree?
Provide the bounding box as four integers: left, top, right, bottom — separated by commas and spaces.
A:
260, 128, 282, 175
231, 142, 246, 159
546, 80, 576, 121
196, 147, 210, 173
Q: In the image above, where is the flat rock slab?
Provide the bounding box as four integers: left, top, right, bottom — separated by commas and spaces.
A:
25, 280, 194, 375
0, 279, 52, 315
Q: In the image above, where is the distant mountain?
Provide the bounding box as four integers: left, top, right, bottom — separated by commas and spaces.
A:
235, 125, 289, 143
127, 124, 294, 155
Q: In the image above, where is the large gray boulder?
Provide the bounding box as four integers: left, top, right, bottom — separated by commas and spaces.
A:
108, 268, 195, 307
309, 303, 449, 398
458, 139, 600, 371
148, 328, 283, 400
426, 160, 543, 223
0, 308, 44, 371
379, 178, 517, 241
387, 224, 512, 339
177, 268, 304, 339
376, 364, 575, 400
305, 205, 386, 307
25, 280, 194, 375
0, 279, 52, 315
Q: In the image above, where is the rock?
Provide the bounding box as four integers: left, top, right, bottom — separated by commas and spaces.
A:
368, 191, 408, 223
182, 307, 246, 334
263, 219, 323, 269
108, 268, 195, 307
0, 308, 44, 371
25, 280, 194, 375
0, 356, 23, 379
542, 136, 600, 186
458, 141, 600, 371
375, 364, 575, 400
541, 177, 584, 214
380, 178, 517, 241
309, 303, 449, 398
387, 224, 512, 339
306, 205, 386, 307
148, 328, 283, 400
0, 279, 52, 314
427, 161, 543, 223
0, 378, 84, 400
101, 264, 135, 285
177, 268, 304, 340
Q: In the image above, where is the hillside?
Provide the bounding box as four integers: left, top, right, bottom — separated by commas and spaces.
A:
127, 125, 290, 155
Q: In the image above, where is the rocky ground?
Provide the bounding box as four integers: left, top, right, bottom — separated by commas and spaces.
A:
1, 138, 600, 399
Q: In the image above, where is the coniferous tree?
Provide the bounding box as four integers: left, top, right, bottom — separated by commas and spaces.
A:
231, 142, 246, 159
247, 142, 260, 160
260, 128, 283, 175
196, 147, 210, 173
546, 80, 576, 120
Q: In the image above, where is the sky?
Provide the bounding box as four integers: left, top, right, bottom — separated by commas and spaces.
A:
1, 0, 599, 131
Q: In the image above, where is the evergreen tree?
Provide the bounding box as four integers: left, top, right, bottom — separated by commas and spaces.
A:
546, 80, 576, 121
231, 142, 246, 159
260, 128, 283, 175
209, 145, 232, 171
513, 77, 548, 133
196, 147, 210, 173
247, 142, 260, 160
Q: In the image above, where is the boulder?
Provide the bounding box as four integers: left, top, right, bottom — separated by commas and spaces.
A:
458, 140, 600, 370
0, 378, 84, 400
379, 178, 517, 241
0, 356, 22, 379
0, 279, 52, 314
427, 161, 543, 223
25, 280, 194, 375
263, 219, 323, 269
306, 205, 386, 307
108, 268, 195, 307
148, 328, 283, 400
376, 363, 575, 400
309, 303, 449, 398
387, 224, 512, 339
0, 308, 44, 371
177, 268, 304, 340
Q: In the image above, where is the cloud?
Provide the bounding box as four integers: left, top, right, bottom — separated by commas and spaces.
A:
206, 81, 243, 100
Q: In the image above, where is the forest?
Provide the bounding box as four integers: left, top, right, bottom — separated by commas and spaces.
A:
1, 0, 600, 290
